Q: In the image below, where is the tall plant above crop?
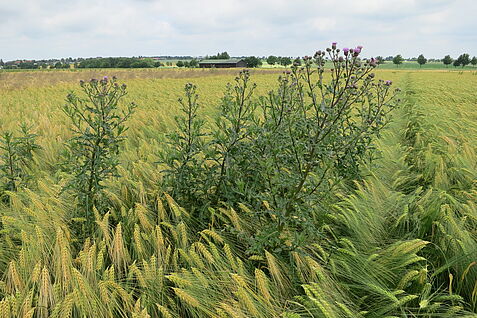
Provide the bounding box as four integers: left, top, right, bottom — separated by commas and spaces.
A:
165, 43, 401, 253
161, 83, 210, 213
0, 124, 39, 196
64, 77, 136, 233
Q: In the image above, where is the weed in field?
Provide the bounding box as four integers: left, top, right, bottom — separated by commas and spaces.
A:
63, 76, 136, 237
162, 44, 400, 254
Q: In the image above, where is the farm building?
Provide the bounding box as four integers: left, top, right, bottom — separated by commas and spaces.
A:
199, 59, 247, 68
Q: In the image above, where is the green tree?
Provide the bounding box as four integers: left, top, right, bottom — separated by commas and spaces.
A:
375, 56, 385, 65
393, 54, 404, 67
442, 55, 453, 67
244, 56, 262, 68
210, 52, 230, 60
130, 60, 151, 68
189, 59, 198, 68
279, 57, 292, 67
417, 54, 427, 67
457, 53, 470, 67
266, 55, 278, 65
176, 60, 185, 67
220, 52, 230, 59
471, 56, 477, 66
453, 59, 460, 67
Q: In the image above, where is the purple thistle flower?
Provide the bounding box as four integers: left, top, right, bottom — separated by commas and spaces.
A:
332, 42, 337, 49
103, 76, 108, 81
385, 80, 392, 86
343, 48, 349, 56
355, 47, 362, 54
357, 45, 363, 50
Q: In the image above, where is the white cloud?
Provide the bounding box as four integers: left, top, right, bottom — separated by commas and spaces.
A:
0, 0, 475, 60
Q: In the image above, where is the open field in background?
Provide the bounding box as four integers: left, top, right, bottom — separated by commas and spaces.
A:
377, 61, 477, 70
0, 68, 284, 90
0, 68, 477, 316
0, 69, 284, 170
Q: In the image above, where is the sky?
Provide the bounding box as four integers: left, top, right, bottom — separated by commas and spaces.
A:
0, 0, 476, 61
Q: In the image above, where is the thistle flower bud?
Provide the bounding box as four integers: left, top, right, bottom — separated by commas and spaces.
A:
326, 48, 331, 52
385, 80, 392, 86
369, 58, 377, 67
339, 56, 344, 62
332, 42, 337, 49
79, 80, 85, 86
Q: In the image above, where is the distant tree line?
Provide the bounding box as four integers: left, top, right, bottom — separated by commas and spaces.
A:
439, 53, 476, 68
176, 60, 199, 68
265, 56, 293, 66
3, 52, 477, 70
0, 57, 77, 69
389, 53, 477, 68
77, 57, 164, 68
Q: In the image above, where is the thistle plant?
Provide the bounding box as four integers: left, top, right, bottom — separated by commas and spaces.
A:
0, 124, 39, 196
211, 71, 257, 202
165, 43, 400, 253
63, 76, 136, 235
161, 83, 210, 215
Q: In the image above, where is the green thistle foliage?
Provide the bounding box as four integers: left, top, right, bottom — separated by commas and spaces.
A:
0, 124, 39, 195
164, 46, 401, 253
63, 76, 136, 233
161, 83, 210, 216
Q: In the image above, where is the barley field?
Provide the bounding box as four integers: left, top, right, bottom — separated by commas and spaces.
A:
0, 67, 476, 317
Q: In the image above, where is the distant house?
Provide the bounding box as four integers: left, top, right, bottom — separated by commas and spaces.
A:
199, 59, 247, 68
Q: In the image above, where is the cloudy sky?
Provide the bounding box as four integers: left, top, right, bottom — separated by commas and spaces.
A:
0, 0, 476, 61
